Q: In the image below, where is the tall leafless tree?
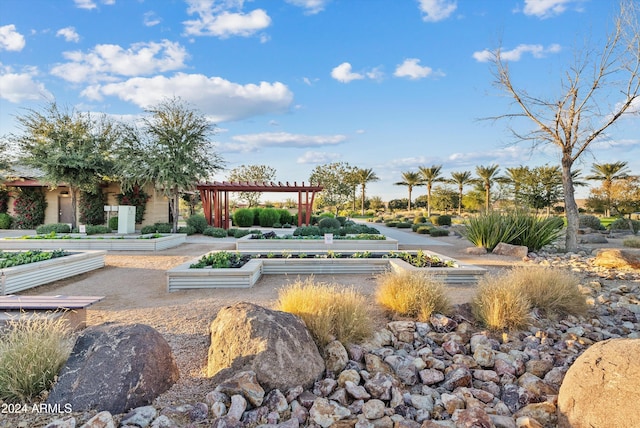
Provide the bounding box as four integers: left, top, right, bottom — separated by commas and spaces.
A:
486, 0, 640, 251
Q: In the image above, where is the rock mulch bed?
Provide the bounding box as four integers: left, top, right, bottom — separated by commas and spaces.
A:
8, 248, 640, 428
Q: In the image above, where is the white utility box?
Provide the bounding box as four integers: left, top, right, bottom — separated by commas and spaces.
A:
117, 205, 136, 234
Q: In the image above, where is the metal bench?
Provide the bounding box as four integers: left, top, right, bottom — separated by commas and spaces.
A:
0, 295, 105, 330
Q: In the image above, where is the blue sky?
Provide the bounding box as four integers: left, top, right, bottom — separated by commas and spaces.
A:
1, 0, 638, 202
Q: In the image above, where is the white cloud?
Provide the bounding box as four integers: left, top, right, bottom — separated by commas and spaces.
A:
73, 0, 115, 10
0, 65, 52, 103
389, 156, 429, 168
331, 62, 364, 83
51, 40, 189, 83
56, 27, 80, 43
143, 11, 162, 27
183, 0, 271, 38
0, 25, 26, 52
394, 58, 443, 79
296, 151, 341, 164
232, 132, 345, 148
522, 0, 576, 19
472, 43, 561, 62
285, 0, 330, 15
83, 72, 294, 122
447, 146, 524, 165
418, 0, 457, 22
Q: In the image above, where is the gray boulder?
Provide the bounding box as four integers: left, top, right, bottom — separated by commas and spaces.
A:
492, 242, 529, 258
208, 302, 325, 392
46, 323, 179, 414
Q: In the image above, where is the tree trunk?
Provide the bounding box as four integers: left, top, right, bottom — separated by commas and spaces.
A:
561, 156, 579, 252
485, 185, 490, 214
171, 190, 180, 233
427, 185, 432, 218
361, 184, 366, 216
408, 188, 412, 211
70, 187, 78, 230
458, 186, 463, 216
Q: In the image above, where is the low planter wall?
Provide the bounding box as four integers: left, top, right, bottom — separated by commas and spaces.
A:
1, 250, 106, 295
166, 250, 485, 291
236, 235, 399, 252
0, 234, 186, 251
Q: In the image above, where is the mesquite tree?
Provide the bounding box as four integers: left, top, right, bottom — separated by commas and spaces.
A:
486, 0, 640, 251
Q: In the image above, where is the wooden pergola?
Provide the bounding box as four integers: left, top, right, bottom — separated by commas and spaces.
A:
197, 181, 323, 229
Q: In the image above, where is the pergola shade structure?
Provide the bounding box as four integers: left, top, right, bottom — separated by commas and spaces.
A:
197, 181, 323, 229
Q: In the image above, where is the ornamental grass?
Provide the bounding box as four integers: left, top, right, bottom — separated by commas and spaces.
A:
375, 270, 451, 322
0, 313, 74, 402
472, 274, 532, 331
277, 277, 373, 348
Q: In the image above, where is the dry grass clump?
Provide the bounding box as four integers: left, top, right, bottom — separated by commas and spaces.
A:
375, 270, 451, 322
472, 274, 532, 331
277, 277, 373, 348
507, 266, 588, 317
623, 236, 640, 248
0, 313, 74, 402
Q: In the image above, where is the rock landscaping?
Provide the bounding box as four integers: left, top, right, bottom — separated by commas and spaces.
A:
32, 246, 640, 428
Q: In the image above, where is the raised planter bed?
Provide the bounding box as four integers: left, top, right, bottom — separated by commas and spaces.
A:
1, 250, 106, 295
0, 234, 186, 251
236, 234, 398, 252
166, 250, 485, 291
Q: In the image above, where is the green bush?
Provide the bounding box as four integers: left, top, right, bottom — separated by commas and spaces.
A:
414, 216, 426, 224
259, 208, 281, 227
234, 229, 252, 238
416, 226, 431, 234
336, 216, 347, 226
272, 222, 282, 228
154, 223, 172, 233
108, 216, 118, 230
0, 213, 12, 229
36, 223, 71, 234
251, 208, 263, 226
140, 225, 156, 234
385, 221, 399, 227
233, 208, 254, 227
278, 209, 292, 225
293, 226, 321, 236
318, 212, 335, 218
608, 218, 640, 234
579, 214, 604, 230
85, 225, 110, 235
396, 222, 412, 229
434, 215, 452, 226
186, 214, 208, 233
318, 217, 341, 230
227, 228, 238, 237
0, 313, 74, 402
203, 226, 228, 238
13, 188, 46, 229
429, 228, 449, 237
178, 225, 196, 235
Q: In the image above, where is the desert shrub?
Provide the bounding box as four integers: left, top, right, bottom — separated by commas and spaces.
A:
108, 216, 118, 231
178, 225, 196, 235
385, 221, 399, 228
36, 223, 71, 234
0, 213, 13, 229
203, 226, 228, 238
140, 225, 156, 234
578, 214, 604, 230
227, 228, 238, 237
318, 217, 341, 230
278, 209, 292, 225
13, 188, 47, 229
342, 224, 381, 235
506, 266, 587, 317
412, 223, 430, 232
510, 216, 565, 252
259, 208, 281, 227
416, 226, 431, 234
429, 228, 449, 237
233, 208, 254, 227
272, 222, 282, 228
0, 313, 74, 402
414, 216, 426, 224
376, 270, 450, 322
234, 229, 252, 238
283, 223, 292, 228
431, 215, 451, 226
396, 222, 412, 229
609, 218, 640, 234
336, 216, 347, 226
318, 212, 335, 218
85, 225, 110, 235
186, 214, 208, 233
472, 274, 532, 331
154, 223, 173, 233
623, 237, 640, 248
277, 278, 372, 348
79, 190, 106, 226
293, 225, 320, 236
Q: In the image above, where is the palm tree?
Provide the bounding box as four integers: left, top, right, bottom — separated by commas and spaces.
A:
354, 168, 379, 215
586, 161, 630, 216
394, 171, 423, 211
475, 164, 501, 213
419, 164, 445, 217
449, 171, 475, 216
504, 166, 530, 206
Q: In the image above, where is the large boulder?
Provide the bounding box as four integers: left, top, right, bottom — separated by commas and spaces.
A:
557, 338, 640, 427
46, 323, 179, 414
593, 248, 640, 270
207, 302, 325, 392
492, 242, 529, 258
